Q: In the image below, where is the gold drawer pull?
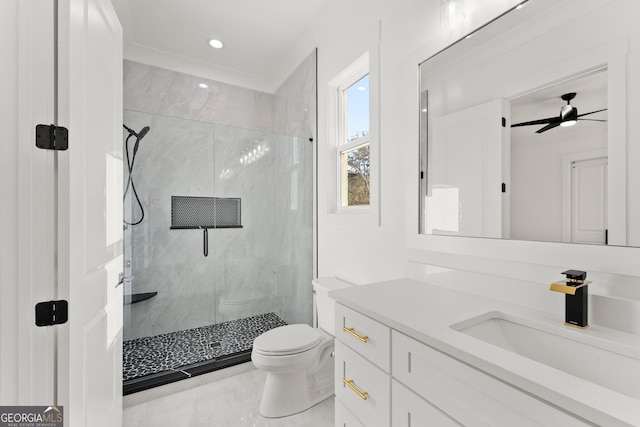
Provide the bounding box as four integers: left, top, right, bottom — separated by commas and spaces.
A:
342, 326, 368, 343
342, 378, 368, 400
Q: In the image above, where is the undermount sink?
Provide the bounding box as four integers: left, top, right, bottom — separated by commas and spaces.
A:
451, 311, 640, 399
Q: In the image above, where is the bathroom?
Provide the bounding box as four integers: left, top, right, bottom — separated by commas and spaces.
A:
2, 0, 640, 425
121, 0, 640, 422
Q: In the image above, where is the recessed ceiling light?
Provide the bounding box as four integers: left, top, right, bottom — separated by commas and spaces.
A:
208, 39, 224, 49
199, 83, 208, 89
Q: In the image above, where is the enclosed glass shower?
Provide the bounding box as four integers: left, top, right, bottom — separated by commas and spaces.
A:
121, 54, 315, 394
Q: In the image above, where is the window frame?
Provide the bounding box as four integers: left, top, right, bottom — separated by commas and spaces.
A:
326, 49, 380, 226
336, 61, 370, 210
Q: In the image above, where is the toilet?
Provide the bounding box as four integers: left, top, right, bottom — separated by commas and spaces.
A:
251, 277, 353, 418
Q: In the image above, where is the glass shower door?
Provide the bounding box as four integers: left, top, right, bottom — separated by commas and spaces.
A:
122, 112, 313, 394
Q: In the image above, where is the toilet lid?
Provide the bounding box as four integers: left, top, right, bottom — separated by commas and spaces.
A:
253, 324, 322, 355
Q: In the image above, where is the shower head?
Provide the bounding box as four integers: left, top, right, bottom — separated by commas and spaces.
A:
123, 124, 152, 156
132, 126, 150, 156
123, 124, 151, 140
137, 126, 150, 140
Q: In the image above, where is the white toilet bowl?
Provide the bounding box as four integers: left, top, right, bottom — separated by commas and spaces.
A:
251, 324, 334, 418
251, 277, 354, 418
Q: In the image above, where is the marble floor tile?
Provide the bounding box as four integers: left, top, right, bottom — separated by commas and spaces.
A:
123, 365, 334, 427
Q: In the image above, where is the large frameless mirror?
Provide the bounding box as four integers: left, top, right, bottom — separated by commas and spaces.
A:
419, 0, 640, 247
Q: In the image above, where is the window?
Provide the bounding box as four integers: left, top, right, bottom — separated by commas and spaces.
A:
327, 50, 378, 223
339, 74, 370, 207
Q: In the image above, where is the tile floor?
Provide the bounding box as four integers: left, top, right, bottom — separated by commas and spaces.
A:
123, 362, 334, 427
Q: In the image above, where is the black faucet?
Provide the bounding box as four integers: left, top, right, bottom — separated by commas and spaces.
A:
550, 270, 591, 329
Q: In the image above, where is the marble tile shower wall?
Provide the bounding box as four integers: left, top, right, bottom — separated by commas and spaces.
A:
273, 50, 317, 139
123, 53, 315, 340
123, 60, 275, 132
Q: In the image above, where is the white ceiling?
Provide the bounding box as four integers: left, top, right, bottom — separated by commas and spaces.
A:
112, 0, 330, 92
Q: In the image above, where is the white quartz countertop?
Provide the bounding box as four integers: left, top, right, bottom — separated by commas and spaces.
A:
329, 278, 640, 427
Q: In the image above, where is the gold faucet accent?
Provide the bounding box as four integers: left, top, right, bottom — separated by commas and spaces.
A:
550, 270, 590, 329
549, 278, 591, 295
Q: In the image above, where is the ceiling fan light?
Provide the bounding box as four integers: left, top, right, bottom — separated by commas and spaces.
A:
560, 104, 578, 124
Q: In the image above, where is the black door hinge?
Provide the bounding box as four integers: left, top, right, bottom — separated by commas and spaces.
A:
501, 117, 506, 128
36, 124, 68, 151
502, 183, 506, 193
35, 300, 69, 326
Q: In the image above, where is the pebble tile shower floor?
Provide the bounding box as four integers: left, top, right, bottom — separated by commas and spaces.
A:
123, 312, 287, 382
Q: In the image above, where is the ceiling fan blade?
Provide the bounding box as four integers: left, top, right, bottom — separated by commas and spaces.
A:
577, 108, 607, 118
577, 118, 607, 122
535, 122, 561, 133
511, 116, 560, 128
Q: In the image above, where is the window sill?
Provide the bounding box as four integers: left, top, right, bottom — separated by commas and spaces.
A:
324, 203, 380, 228
336, 205, 370, 214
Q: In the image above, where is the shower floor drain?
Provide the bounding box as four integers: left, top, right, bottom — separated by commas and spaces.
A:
209, 342, 221, 348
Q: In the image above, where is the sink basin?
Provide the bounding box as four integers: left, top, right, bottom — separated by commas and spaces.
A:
451, 311, 640, 399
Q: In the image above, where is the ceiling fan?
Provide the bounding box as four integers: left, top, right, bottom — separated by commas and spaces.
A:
511, 92, 607, 133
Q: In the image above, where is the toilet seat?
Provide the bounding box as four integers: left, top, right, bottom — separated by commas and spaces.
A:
253, 324, 322, 356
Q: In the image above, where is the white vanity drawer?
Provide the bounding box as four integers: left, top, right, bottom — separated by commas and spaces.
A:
336, 303, 391, 372
335, 399, 366, 427
391, 379, 461, 427
335, 340, 390, 427
392, 331, 590, 427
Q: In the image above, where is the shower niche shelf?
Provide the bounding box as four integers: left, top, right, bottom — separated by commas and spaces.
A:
170, 196, 242, 256
123, 292, 158, 305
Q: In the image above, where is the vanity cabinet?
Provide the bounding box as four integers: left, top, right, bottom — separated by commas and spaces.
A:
391, 379, 462, 426
335, 399, 366, 427
334, 341, 390, 427
334, 302, 591, 427
335, 303, 391, 369
392, 331, 589, 426
334, 304, 391, 427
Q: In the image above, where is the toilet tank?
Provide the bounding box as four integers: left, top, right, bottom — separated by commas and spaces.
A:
312, 277, 353, 335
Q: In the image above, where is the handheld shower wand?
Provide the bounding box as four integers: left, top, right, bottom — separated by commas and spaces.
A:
123, 124, 151, 225
124, 125, 150, 155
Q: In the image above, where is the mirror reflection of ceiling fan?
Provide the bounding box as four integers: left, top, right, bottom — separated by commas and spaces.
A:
511, 92, 607, 133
